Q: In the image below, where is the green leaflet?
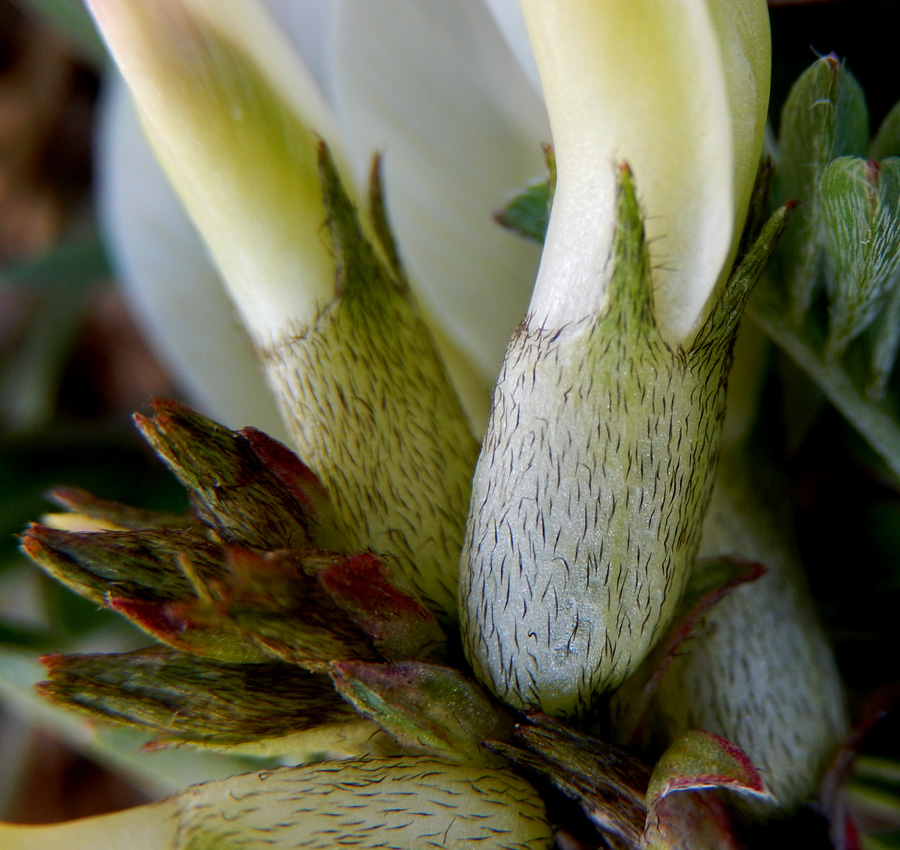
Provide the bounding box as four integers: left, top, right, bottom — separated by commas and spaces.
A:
755, 59, 900, 480
820, 157, 900, 362
774, 54, 868, 321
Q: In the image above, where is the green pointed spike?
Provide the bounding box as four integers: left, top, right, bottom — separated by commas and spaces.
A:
691, 201, 793, 358
317, 141, 404, 302
600, 163, 658, 336
366, 153, 405, 279
736, 158, 775, 259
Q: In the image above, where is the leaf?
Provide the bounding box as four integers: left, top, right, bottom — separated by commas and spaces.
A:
331, 660, 513, 766
819, 157, 900, 360
0, 756, 554, 850
319, 552, 446, 660
134, 400, 337, 551
38, 647, 368, 752
642, 730, 771, 850
775, 54, 869, 319
749, 288, 900, 483
871, 98, 900, 161
490, 714, 650, 849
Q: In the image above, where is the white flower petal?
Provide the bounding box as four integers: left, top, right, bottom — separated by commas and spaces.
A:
333, 0, 551, 382
481, 0, 542, 95
262, 0, 338, 105
98, 75, 289, 440
521, 0, 769, 342
86, 0, 348, 346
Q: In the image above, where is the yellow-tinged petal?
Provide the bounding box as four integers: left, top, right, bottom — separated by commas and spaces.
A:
86, 0, 345, 346
98, 75, 290, 439
519, 0, 770, 342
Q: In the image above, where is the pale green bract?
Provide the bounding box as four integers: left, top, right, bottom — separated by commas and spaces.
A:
0, 757, 553, 850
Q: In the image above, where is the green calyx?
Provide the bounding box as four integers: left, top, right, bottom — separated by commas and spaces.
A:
460, 165, 788, 716
0, 757, 553, 850
260, 144, 479, 622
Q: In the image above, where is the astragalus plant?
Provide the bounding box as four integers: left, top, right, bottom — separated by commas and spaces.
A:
5, 0, 892, 847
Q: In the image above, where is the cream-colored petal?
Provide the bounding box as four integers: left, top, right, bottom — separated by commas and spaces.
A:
86, 0, 347, 347
263, 0, 338, 103
521, 0, 769, 342
98, 75, 289, 440
333, 0, 551, 383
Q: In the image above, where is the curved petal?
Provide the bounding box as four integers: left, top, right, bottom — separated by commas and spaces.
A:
97, 75, 289, 440
521, 0, 769, 342
95, 1, 344, 436
333, 0, 551, 383
86, 0, 347, 345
